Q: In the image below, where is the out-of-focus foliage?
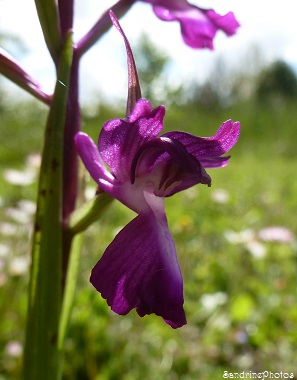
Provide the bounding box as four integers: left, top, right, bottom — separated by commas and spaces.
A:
187, 55, 297, 111
1, 60, 297, 379
256, 60, 297, 104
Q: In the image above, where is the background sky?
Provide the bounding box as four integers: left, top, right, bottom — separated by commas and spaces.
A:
1, 0, 297, 104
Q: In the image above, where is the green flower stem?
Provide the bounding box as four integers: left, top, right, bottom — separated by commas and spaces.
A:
57, 233, 83, 380
57, 192, 113, 379
34, 0, 62, 62
68, 192, 114, 235
23, 33, 73, 380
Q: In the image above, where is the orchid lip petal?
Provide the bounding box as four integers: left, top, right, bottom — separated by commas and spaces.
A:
90, 205, 186, 328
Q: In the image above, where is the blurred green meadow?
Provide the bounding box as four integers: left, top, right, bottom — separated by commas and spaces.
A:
1, 61, 297, 379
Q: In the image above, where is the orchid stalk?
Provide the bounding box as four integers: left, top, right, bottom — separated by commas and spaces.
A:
23, 31, 73, 380
0, 0, 240, 378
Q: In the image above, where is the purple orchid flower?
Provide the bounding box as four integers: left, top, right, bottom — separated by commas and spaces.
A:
75, 103, 239, 328
74, 12, 240, 328
140, 0, 240, 49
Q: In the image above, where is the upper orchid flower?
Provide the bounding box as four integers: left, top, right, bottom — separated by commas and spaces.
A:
74, 12, 240, 328
140, 0, 240, 49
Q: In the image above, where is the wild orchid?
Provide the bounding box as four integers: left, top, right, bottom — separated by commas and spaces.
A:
75, 12, 240, 328
140, 0, 240, 49
1, 0, 240, 377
